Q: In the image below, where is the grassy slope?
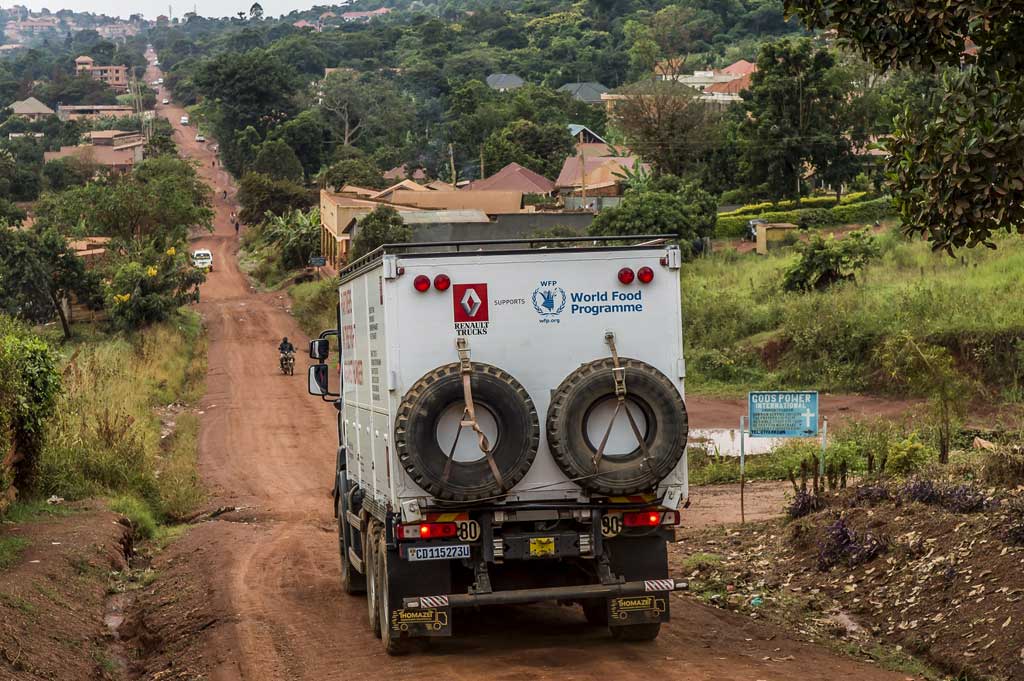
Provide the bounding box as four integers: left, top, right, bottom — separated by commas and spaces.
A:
684, 230, 1024, 397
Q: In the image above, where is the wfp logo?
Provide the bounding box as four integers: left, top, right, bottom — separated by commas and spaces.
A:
532, 282, 566, 323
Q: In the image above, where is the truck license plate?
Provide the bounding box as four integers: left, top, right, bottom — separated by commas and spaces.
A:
406, 544, 471, 562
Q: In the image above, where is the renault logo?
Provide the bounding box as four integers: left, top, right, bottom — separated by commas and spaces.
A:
460, 288, 482, 318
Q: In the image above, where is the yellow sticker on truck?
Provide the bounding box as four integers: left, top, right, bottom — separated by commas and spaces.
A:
529, 537, 556, 557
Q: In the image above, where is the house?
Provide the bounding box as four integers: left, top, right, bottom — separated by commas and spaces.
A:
85, 130, 144, 146
568, 123, 605, 145
555, 155, 650, 209
383, 164, 427, 181
292, 19, 317, 30
380, 189, 523, 213
320, 191, 419, 267
722, 59, 757, 77
44, 141, 144, 173
558, 82, 609, 105
10, 97, 55, 121
466, 162, 554, 195
575, 142, 630, 158
601, 80, 742, 115
75, 55, 130, 92
57, 104, 135, 121
372, 179, 431, 201
704, 73, 754, 96
341, 7, 391, 22
486, 73, 525, 92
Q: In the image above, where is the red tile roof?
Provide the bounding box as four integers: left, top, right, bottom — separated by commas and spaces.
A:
722, 59, 757, 76
704, 73, 753, 95
466, 163, 554, 194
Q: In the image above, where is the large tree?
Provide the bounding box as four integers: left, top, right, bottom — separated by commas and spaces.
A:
481, 119, 572, 179
739, 38, 857, 201
786, 0, 1024, 252
319, 72, 414, 151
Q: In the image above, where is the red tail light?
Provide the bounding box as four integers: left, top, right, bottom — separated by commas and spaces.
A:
413, 275, 431, 292
617, 267, 635, 284
434, 274, 451, 291
622, 510, 680, 527
397, 522, 458, 541
637, 266, 654, 284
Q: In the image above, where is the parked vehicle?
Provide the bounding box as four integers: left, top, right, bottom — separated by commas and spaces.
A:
180, 115, 190, 125
280, 351, 295, 375
191, 248, 213, 271
162, 98, 170, 105
307, 236, 689, 654
196, 134, 206, 142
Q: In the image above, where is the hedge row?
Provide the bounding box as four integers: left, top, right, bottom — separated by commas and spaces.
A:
716, 197, 895, 238
719, 192, 873, 218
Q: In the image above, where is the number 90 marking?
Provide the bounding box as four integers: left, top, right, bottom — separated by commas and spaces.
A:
601, 514, 623, 538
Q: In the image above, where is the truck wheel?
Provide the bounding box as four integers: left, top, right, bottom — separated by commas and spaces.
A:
610, 623, 661, 642
337, 491, 365, 594
395, 363, 539, 501
377, 537, 414, 656
547, 358, 687, 495
581, 599, 608, 626
365, 523, 381, 637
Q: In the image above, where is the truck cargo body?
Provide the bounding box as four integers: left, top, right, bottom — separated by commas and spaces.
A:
309, 238, 690, 653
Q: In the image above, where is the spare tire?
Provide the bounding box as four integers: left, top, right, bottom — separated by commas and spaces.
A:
395, 363, 539, 502
546, 358, 687, 496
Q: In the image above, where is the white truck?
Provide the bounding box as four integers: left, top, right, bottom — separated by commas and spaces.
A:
307, 236, 690, 654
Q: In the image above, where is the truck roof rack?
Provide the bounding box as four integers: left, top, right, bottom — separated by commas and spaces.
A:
339, 234, 677, 281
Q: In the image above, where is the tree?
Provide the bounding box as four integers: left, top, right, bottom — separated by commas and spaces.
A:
0, 228, 102, 339
257, 208, 320, 269
319, 72, 414, 150
319, 157, 386, 190
43, 156, 98, 191
252, 139, 305, 183
589, 185, 718, 246
237, 172, 315, 225
739, 38, 857, 202
481, 120, 573, 179
350, 206, 411, 261
785, 0, 1022, 252
106, 244, 205, 330
249, 2, 263, 20
611, 79, 718, 178
270, 111, 326, 177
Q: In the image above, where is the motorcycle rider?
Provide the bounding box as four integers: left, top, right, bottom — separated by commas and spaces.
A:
278, 337, 295, 369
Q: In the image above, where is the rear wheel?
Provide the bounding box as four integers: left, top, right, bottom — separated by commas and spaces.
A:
610, 623, 661, 641
377, 536, 414, 655
337, 485, 365, 595
365, 523, 381, 637
581, 599, 608, 626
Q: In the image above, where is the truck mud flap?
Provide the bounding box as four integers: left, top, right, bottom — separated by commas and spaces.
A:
608, 592, 670, 627
388, 598, 453, 638
402, 578, 685, 611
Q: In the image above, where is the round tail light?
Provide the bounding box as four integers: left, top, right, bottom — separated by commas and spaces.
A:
617, 267, 635, 284
434, 274, 451, 291
637, 266, 654, 284
413, 275, 431, 292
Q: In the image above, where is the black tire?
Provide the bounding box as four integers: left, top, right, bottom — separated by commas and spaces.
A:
581, 599, 608, 626
377, 537, 414, 656
547, 358, 687, 496
337, 480, 365, 595
395, 363, 540, 502
610, 623, 661, 642
365, 522, 381, 638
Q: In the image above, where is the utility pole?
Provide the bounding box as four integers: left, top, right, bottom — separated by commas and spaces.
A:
479, 145, 485, 180
578, 152, 587, 210
449, 143, 456, 188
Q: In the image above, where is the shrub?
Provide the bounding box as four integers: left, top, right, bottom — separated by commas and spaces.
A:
851, 483, 891, 506
782, 230, 881, 292
817, 514, 887, 570
901, 477, 940, 504
1004, 498, 1024, 546
787, 489, 825, 519
106, 247, 205, 331
940, 484, 992, 513
981, 447, 1024, 486
715, 197, 895, 238
886, 435, 932, 476
350, 206, 411, 261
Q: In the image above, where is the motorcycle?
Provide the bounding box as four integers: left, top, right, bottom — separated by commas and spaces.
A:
280, 351, 295, 376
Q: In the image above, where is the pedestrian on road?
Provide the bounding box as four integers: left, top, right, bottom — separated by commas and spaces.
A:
212, 160, 216, 168
235, 222, 240, 237
223, 190, 228, 199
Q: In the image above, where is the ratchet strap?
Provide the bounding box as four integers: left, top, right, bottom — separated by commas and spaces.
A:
442, 338, 506, 490
591, 333, 655, 472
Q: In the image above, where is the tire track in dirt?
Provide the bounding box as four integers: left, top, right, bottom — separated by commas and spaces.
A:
145, 54, 918, 681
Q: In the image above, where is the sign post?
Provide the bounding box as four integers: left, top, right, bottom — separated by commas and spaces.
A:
742, 391, 821, 523
309, 255, 327, 278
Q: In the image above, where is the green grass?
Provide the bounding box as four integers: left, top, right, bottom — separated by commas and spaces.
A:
3, 499, 73, 523
108, 495, 158, 540
289, 278, 339, 339
680, 552, 723, 572
0, 536, 29, 571
32, 310, 207, 530
684, 230, 1024, 397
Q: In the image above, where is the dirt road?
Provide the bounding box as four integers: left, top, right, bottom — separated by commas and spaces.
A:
144, 58, 917, 681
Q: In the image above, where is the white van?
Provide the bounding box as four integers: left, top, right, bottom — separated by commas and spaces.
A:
180, 115, 190, 125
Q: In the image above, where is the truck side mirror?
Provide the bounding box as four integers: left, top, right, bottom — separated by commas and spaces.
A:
309, 339, 330, 361
308, 363, 330, 396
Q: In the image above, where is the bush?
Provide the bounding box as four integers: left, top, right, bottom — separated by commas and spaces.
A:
787, 489, 825, 519
350, 206, 411, 261
1004, 498, 1024, 546
290, 278, 340, 338
782, 230, 881, 292
107, 246, 205, 331
817, 514, 887, 570
885, 435, 933, 476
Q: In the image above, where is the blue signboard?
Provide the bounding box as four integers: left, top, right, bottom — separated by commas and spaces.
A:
748, 391, 819, 438
309, 256, 327, 267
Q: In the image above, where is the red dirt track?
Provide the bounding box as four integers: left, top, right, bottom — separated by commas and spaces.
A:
145, 56, 918, 681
